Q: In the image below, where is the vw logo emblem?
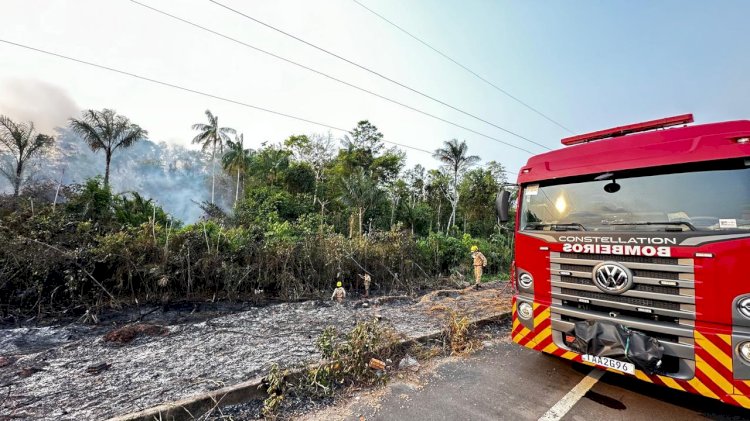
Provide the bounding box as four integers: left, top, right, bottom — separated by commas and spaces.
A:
592, 262, 633, 294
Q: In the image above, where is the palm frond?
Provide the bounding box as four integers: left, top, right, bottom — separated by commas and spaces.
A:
69, 117, 106, 151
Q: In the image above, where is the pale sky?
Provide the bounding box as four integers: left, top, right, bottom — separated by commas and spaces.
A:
1, 0, 749, 176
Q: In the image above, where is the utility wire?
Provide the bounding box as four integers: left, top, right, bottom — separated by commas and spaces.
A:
206, 0, 548, 151
129, 0, 534, 155
0, 38, 435, 155
351, 0, 573, 135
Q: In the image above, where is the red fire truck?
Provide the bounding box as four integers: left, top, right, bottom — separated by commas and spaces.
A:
501, 114, 750, 407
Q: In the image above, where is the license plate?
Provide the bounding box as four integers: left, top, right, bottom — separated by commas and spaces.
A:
581, 355, 635, 374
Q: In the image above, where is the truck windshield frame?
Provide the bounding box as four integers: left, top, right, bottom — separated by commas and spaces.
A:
520, 158, 750, 232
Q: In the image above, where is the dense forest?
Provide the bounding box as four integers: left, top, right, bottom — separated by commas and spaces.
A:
0, 109, 514, 319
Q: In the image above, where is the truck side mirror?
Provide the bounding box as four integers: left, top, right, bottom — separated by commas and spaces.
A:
497, 190, 511, 223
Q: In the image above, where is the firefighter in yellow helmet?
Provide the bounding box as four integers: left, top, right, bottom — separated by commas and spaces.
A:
471, 245, 487, 288
331, 281, 347, 303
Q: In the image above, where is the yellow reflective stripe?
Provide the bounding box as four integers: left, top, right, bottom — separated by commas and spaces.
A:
635, 371, 653, 383
513, 326, 531, 342
696, 331, 732, 371
717, 334, 732, 347
561, 351, 578, 360
542, 343, 558, 353
687, 378, 720, 400
512, 318, 520, 331
533, 308, 549, 327
519, 326, 531, 335
696, 355, 733, 394
731, 395, 750, 409
530, 328, 551, 346
659, 376, 686, 392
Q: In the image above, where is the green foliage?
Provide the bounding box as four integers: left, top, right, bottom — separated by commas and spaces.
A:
417, 232, 466, 273
458, 168, 500, 236
261, 363, 290, 418
113, 192, 172, 227
0, 116, 516, 316
65, 177, 114, 223
236, 185, 313, 226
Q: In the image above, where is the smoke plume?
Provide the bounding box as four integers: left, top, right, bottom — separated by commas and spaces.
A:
0, 78, 80, 134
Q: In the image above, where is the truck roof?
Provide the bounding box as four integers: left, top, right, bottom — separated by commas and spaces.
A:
517, 118, 750, 184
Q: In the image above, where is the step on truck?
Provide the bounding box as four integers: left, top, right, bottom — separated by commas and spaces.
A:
498, 114, 750, 407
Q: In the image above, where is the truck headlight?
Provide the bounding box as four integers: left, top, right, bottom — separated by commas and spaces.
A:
738, 297, 750, 319
739, 342, 750, 364
518, 302, 533, 320
519, 273, 533, 289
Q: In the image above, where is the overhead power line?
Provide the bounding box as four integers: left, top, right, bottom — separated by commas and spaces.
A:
206, 0, 549, 151
0, 38, 436, 156
351, 0, 574, 135
128, 0, 535, 155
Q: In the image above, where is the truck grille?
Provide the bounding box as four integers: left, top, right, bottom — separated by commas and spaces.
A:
559, 288, 682, 310
549, 251, 696, 378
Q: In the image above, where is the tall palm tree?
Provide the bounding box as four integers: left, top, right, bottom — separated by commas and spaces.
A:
68, 109, 147, 187
433, 139, 480, 231
0, 115, 54, 197
192, 110, 235, 204
221, 133, 253, 207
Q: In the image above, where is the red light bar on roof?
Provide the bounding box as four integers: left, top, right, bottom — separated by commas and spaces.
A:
561, 114, 694, 146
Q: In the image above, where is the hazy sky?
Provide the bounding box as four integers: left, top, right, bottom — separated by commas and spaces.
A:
1, 0, 749, 175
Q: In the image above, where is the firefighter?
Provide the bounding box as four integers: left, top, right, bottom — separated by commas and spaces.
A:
471, 245, 487, 288
331, 281, 347, 303
358, 273, 372, 298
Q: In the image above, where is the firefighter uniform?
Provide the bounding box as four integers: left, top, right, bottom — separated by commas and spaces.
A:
471, 247, 488, 285
360, 273, 372, 297
332, 283, 347, 302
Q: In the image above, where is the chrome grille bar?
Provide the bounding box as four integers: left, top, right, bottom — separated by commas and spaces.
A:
551, 257, 693, 273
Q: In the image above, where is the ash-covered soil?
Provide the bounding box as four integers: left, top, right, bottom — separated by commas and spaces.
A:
0, 282, 510, 420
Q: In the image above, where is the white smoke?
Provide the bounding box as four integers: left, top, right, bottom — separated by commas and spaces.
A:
0, 80, 234, 222
0, 78, 79, 134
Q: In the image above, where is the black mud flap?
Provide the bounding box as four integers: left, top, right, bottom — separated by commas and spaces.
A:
569, 320, 664, 374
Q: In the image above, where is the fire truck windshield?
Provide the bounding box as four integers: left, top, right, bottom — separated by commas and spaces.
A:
520, 161, 750, 232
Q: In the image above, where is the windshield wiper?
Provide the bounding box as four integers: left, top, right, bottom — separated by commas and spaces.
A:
606, 221, 696, 231
525, 222, 587, 231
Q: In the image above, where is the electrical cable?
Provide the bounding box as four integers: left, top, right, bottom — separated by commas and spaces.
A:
129, 0, 535, 154
205, 0, 548, 151
0, 38, 522, 175
0, 38, 435, 155
351, 0, 573, 135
